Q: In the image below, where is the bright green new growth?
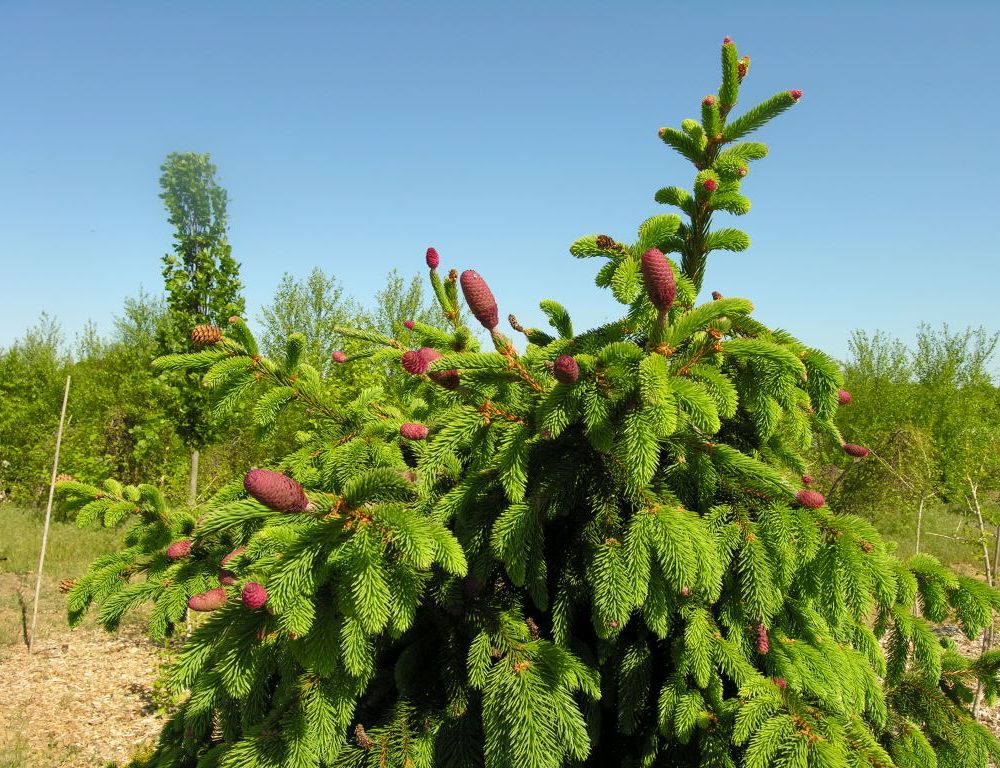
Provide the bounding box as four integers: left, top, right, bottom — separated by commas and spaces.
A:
61, 40, 1000, 768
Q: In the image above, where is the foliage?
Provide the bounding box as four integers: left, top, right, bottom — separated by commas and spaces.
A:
828, 325, 1000, 566
61, 41, 1000, 768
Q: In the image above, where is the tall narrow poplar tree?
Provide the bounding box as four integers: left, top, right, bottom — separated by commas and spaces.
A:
63, 41, 1000, 767
157, 152, 244, 505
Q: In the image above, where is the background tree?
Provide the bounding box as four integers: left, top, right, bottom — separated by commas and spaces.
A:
157, 152, 244, 505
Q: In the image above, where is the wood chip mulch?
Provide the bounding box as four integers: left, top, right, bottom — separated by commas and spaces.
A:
0, 626, 165, 768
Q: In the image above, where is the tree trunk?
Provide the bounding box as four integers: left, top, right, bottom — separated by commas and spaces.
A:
188, 448, 200, 506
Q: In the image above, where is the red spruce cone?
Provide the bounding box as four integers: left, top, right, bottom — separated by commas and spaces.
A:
702, 95, 716, 106
220, 546, 246, 568
331, 351, 347, 363
403, 320, 415, 330
242, 582, 268, 610
166, 539, 193, 560
796, 489, 825, 509
402, 347, 442, 376
837, 389, 853, 405
400, 423, 429, 440
756, 623, 769, 654
244, 468, 309, 513
401, 350, 429, 375
58, 578, 77, 594
218, 569, 237, 586
191, 324, 222, 346
429, 368, 461, 390
188, 587, 227, 612
775, 677, 787, 690
738, 56, 750, 79
552, 355, 579, 384
790, 89, 803, 101
460, 270, 499, 331
843, 443, 870, 458
703, 178, 718, 193
723, 36, 733, 44
640, 248, 677, 313
801, 475, 813, 485
425, 247, 440, 269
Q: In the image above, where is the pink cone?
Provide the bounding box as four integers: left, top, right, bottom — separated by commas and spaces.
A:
188, 587, 227, 612
426, 247, 440, 269
242, 582, 268, 610
843, 443, 870, 458
796, 489, 825, 509
166, 540, 192, 560
400, 423, 429, 440
331, 351, 347, 363
244, 468, 310, 514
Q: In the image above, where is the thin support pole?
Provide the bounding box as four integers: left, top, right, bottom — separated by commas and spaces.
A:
28, 375, 71, 653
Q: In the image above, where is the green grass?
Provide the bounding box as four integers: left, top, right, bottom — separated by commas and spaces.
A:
0, 504, 125, 646
864, 500, 991, 573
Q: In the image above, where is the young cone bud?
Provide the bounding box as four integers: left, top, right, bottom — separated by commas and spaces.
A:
460, 270, 499, 330
796, 489, 825, 509
191, 324, 222, 346
425, 247, 440, 269
400, 423, 430, 440
55, 473, 74, 484
355, 724, 375, 750
703, 178, 718, 193
843, 443, 870, 458
331, 351, 347, 363
188, 587, 227, 612
711, 291, 723, 301
775, 677, 787, 690
837, 389, 853, 405
640, 248, 677, 312
738, 56, 750, 79
403, 320, 415, 330
552, 355, 580, 384
58, 578, 77, 594
242, 582, 268, 610
801, 475, 813, 485
218, 569, 237, 586
244, 468, 310, 513
166, 539, 193, 560
789, 89, 803, 101
756, 623, 770, 654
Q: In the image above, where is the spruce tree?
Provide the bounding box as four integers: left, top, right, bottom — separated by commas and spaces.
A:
61, 40, 1000, 768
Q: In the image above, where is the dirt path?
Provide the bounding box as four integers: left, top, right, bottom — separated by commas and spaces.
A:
0, 625, 165, 768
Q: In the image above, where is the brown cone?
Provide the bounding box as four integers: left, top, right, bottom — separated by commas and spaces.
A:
191, 325, 223, 346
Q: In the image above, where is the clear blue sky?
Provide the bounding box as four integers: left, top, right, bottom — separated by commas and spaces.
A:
2, 1, 998, 362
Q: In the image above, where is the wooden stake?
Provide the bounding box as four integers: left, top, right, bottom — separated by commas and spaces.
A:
28, 375, 71, 653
